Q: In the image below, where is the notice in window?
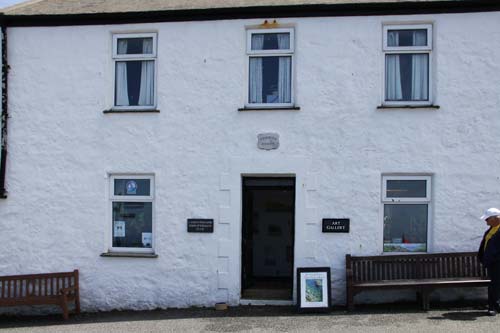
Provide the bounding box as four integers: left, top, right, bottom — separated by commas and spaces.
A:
114, 221, 126, 237
142, 232, 152, 247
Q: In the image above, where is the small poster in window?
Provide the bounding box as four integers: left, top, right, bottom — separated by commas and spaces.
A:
114, 221, 126, 237
142, 232, 152, 247
126, 180, 137, 195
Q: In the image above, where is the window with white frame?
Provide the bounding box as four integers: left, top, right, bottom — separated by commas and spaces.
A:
383, 24, 432, 104
110, 175, 154, 252
112, 33, 157, 109
247, 28, 294, 107
382, 175, 431, 253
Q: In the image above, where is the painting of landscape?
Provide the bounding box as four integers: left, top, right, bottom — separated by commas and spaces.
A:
305, 279, 323, 302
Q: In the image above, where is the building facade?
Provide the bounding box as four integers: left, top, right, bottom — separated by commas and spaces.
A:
1, 0, 500, 312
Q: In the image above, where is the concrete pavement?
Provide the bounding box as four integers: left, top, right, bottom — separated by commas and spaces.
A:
0, 304, 498, 332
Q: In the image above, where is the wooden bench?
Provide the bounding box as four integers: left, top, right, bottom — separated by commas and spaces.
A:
0, 270, 80, 319
346, 252, 490, 311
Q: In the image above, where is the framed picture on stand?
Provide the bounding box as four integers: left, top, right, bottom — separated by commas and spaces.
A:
297, 267, 331, 312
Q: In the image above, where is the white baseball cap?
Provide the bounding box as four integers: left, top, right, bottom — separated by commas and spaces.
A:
480, 208, 500, 220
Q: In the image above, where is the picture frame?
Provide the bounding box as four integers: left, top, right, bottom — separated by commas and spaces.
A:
296, 267, 331, 312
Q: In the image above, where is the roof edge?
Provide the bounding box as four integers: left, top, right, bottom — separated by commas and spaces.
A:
3, 1, 500, 27
1, 0, 46, 13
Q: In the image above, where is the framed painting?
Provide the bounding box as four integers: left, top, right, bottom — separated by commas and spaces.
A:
297, 267, 331, 312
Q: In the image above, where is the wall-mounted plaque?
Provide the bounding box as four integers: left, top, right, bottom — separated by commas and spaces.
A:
257, 133, 280, 150
187, 219, 214, 233
322, 219, 349, 233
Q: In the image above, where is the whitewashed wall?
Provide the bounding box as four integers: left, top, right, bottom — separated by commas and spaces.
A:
1, 11, 500, 312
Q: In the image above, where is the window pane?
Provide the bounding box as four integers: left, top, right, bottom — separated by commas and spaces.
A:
386, 180, 427, 198
251, 33, 290, 50
117, 37, 154, 55
385, 54, 428, 101
113, 202, 153, 248
383, 204, 428, 252
387, 29, 427, 47
249, 56, 291, 104
115, 60, 155, 106
114, 179, 151, 196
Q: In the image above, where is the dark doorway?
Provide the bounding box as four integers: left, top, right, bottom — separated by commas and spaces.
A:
241, 177, 295, 300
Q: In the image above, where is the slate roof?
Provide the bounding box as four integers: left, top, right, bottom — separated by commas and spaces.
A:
3, 0, 466, 16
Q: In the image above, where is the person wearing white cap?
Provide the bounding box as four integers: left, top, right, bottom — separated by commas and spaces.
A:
478, 208, 500, 316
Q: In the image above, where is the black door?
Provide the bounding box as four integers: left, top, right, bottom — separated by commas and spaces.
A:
241, 177, 295, 300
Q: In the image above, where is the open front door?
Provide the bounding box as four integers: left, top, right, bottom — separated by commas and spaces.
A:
241, 177, 295, 300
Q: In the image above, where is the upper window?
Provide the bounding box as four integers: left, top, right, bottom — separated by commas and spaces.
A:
383, 24, 432, 105
382, 175, 431, 253
246, 28, 294, 107
110, 175, 154, 253
112, 33, 157, 110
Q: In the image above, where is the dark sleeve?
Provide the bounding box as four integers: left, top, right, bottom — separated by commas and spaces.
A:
478, 229, 490, 265
478, 238, 485, 264
483, 232, 500, 267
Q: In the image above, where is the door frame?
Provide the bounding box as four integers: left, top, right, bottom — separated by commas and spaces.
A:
240, 176, 296, 299
219, 156, 312, 305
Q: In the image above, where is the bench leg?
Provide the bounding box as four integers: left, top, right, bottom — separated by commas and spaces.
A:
75, 290, 81, 315
421, 289, 430, 311
346, 289, 355, 311
60, 294, 69, 320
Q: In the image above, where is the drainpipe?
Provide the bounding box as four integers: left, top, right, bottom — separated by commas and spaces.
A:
0, 16, 7, 199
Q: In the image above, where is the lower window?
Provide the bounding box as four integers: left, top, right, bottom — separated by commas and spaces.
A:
382, 175, 431, 253
110, 175, 154, 252
383, 204, 428, 253
112, 202, 153, 248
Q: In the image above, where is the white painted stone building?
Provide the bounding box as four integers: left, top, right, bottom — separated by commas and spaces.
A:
0, 0, 500, 312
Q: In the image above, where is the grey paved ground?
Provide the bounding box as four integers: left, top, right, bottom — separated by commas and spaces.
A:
0, 304, 498, 332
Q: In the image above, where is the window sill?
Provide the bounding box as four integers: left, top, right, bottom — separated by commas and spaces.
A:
238, 106, 300, 112
382, 252, 428, 255
103, 109, 160, 114
377, 105, 440, 110
100, 252, 158, 258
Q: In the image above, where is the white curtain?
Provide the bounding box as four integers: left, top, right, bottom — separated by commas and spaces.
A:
277, 34, 291, 103
386, 54, 402, 100
387, 31, 398, 47
249, 35, 264, 103
116, 40, 129, 106
138, 38, 154, 106
411, 31, 428, 100
386, 31, 402, 100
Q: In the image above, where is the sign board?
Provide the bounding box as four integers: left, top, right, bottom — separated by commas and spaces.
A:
187, 219, 214, 233
257, 133, 279, 150
322, 219, 349, 233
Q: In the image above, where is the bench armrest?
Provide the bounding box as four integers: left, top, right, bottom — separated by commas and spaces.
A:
346, 268, 353, 280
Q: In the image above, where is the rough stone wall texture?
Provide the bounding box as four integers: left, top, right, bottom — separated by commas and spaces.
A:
1, 12, 500, 312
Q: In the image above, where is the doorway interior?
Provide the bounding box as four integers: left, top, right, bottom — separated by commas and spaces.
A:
241, 177, 295, 300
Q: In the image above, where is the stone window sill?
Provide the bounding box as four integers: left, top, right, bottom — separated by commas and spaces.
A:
103, 109, 160, 114
100, 252, 158, 258
377, 105, 440, 110
238, 106, 300, 112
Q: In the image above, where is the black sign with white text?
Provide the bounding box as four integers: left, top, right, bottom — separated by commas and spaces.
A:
187, 219, 214, 233
322, 219, 350, 233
